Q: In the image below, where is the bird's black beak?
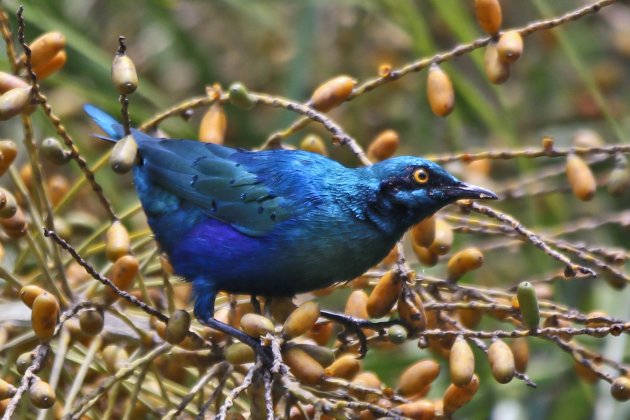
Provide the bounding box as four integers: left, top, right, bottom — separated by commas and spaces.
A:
444, 181, 498, 200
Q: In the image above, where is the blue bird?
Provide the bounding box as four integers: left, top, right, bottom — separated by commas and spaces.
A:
84, 104, 496, 353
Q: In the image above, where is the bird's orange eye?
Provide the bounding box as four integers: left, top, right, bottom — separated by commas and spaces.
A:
413, 168, 429, 184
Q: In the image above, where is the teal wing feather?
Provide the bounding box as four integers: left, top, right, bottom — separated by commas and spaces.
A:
131, 129, 291, 236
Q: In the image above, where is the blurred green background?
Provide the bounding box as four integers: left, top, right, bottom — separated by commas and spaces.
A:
2, 0, 630, 418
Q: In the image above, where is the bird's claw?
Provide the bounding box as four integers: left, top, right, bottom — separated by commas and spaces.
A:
320, 310, 369, 358
320, 310, 409, 359
251, 340, 274, 367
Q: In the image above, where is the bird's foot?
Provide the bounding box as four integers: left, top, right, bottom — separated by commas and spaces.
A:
201, 317, 273, 367
319, 310, 404, 359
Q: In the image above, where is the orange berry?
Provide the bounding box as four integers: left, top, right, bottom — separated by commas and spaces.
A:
446, 247, 484, 282
411, 216, 436, 248
199, 104, 227, 144
367, 270, 402, 318
427, 64, 455, 117
33, 50, 67, 80
105, 221, 130, 262
104, 255, 139, 305
443, 374, 480, 414
367, 129, 399, 162
475, 0, 502, 35
324, 354, 361, 380
25, 32, 65, 69
397, 359, 441, 397
310, 75, 356, 112
283, 347, 325, 385
566, 153, 596, 201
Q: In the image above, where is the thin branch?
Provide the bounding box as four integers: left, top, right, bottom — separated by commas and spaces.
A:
163, 362, 230, 419
249, 92, 371, 165
462, 202, 595, 277
2, 344, 50, 420
264, 0, 618, 144
216, 362, 261, 420
15, 7, 117, 221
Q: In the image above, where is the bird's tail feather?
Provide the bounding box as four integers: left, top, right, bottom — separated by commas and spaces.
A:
83, 104, 126, 142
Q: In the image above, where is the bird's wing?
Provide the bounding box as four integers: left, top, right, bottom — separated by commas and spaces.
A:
132, 129, 292, 237
84, 104, 126, 140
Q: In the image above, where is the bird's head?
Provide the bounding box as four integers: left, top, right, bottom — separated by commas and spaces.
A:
367, 156, 497, 227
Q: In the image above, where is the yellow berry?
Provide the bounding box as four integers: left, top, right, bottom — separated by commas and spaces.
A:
110, 135, 138, 174
299, 134, 328, 156
0, 86, 33, 121
611, 377, 630, 401
240, 313, 275, 337
28, 379, 56, 409
111, 54, 138, 94
449, 336, 475, 387
79, 308, 105, 336
282, 301, 320, 339
497, 31, 523, 64
105, 221, 130, 262
0, 72, 28, 94
488, 339, 515, 384
0, 187, 18, 218
484, 42, 510, 85
165, 310, 191, 344
31, 292, 60, 341
290, 343, 335, 368
41, 137, 70, 165
225, 342, 255, 365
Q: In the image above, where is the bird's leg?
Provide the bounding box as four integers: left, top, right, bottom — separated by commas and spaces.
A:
193, 280, 272, 365
250, 295, 261, 314
200, 317, 273, 366
319, 310, 405, 358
